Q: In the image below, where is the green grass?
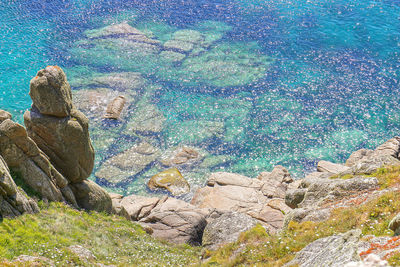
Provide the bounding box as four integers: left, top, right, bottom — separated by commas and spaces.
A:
0, 202, 201, 266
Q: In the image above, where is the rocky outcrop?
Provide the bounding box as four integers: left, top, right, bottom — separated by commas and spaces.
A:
284, 175, 378, 223
140, 197, 207, 245
16, 66, 111, 212
0, 155, 38, 218
287, 229, 362, 267
191, 166, 293, 232
202, 212, 257, 250
343, 137, 400, 175
114, 194, 208, 245
0, 117, 76, 205
317, 160, 350, 175
0, 110, 12, 121
70, 180, 112, 213
286, 176, 378, 210
24, 66, 95, 184
284, 138, 400, 225
147, 167, 190, 196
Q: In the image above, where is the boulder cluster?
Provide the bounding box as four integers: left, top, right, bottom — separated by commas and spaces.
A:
0, 66, 111, 217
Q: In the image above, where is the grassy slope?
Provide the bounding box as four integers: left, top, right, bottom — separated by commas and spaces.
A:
0, 202, 201, 266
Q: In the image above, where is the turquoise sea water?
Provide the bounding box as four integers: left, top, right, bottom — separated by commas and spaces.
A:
2, 0, 400, 197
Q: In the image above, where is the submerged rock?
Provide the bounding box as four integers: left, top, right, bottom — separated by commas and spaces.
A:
124, 101, 166, 133
147, 167, 190, 196
96, 141, 161, 184
71, 22, 273, 87
160, 146, 203, 167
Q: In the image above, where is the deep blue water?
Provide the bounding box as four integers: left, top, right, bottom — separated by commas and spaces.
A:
2, 0, 400, 196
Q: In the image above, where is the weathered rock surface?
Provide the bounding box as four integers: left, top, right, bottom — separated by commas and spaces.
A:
317, 160, 350, 175
285, 175, 378, 223
294, 176, 378, 209
140, 197, 207, 245
114, 194, 208, 245
12, 255, 55, 266
257, 165, 295, 198
0, 155, 38, 218
0, 110, 12, 122
284, 137, 400, 227
96, 141, 160, 184
287, 230, 362, 267
0, 118, 75, 204
343, 137, 400, 175
345, 149, 373, 167
191, 167, 293, 232
357, 235, 400, 264
345, 254, 388, 267
389, 213, 400, 235
119, 194, 161, 221
70, 180, 112, 213
29, 65, 73, 117
148, 168, 190, 196
7, 66, 112, 213
202, 212, 257, 250
24, 66, 95, 184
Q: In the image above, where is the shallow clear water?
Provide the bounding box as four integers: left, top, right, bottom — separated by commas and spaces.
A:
2, 0, 400, 197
